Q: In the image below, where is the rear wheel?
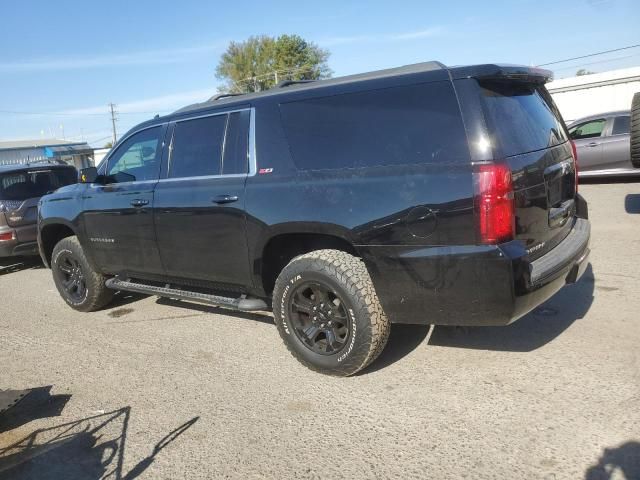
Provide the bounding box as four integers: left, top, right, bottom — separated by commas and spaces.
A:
51, 236, 113, 312
273, 249, 390, 376
631, 92, 640, 168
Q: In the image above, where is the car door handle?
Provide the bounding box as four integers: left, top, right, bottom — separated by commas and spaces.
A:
587, 142, 600, 147
130, 199, 149, 207
212, 195, 239, 204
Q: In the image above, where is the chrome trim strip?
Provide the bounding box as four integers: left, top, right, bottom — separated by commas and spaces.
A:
173, 107, 251, 123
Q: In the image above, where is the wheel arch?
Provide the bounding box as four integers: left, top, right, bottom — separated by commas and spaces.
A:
39, 220, 80, 267
258, 228, 359, 296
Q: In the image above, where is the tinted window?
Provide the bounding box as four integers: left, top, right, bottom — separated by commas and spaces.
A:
222, 110, 250, 175
107, 127, 163, 183
479, 82, 568, 157
280, 81, 469, 170
569, 119, 606, 140
170, 115, 227, 178
0, 168, 77, 201
612, 115, 630, 135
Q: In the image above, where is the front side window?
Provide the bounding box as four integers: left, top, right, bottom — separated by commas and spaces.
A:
169, 115, 227, 178
107, 127, 163, 183
569, 119, 606, 140
611, 115, 630, 136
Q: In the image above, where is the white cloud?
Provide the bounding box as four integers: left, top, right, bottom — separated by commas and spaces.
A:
61, 87, 216, 116
319, 27, 446, 47
0, 43, 225, 73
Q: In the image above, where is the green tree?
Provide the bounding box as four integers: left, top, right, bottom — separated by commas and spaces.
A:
576, 69, 595, 76
215, 34, 331, 93
103, 141, 113, 148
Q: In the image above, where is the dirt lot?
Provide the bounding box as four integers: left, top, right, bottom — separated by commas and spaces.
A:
1, 181, 639, 480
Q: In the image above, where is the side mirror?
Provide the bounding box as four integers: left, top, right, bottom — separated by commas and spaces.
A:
79, 167, 99, 183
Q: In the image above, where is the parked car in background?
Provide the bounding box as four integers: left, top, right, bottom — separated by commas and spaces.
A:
568, 110, 639, 177
38, 62, 590, 376
0, 162, 77, 257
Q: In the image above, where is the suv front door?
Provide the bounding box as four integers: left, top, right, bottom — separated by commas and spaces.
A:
153, 108, 253, 288
81, 125, 166, 275
569, 118, 606, 172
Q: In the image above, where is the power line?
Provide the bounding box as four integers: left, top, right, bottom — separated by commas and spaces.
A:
552, 52, 640, 72
536, 43, 640, 67
0, 109, 170, 117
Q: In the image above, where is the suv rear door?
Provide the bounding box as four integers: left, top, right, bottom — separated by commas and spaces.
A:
598, 114, 632, 169
153, 108, 253, 287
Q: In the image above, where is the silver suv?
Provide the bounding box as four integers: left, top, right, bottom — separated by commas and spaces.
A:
568, 110, 638, 177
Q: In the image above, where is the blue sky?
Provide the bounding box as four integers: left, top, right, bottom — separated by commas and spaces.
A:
1, 0, 638, 146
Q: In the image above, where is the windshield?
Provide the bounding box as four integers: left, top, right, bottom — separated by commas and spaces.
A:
0, 167, 77, 201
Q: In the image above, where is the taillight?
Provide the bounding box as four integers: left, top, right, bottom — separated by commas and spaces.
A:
570, 139, 578, 193
475, 163, 515, 244
0, 231, 16, 242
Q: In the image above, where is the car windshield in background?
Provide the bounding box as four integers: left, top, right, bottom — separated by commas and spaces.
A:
479, 81, 568, 158
0, 168, 76, 201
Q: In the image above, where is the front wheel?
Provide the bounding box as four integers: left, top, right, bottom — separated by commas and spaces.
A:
51, 236, 114, 312
273, 249, 390, 376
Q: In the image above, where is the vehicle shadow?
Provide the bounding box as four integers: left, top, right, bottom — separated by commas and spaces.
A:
0, 256, 42, 276
156, 297, 274, 324
580, 175, 640, 185
360, 324, 432, 374
0, 402, 198, 480
428, 263, 595, 352
624, 194, 640, 214
0, 386, 71, 434
584, 441, 640, 480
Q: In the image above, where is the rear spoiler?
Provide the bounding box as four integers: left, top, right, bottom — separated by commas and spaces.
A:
448, 64, 553, 84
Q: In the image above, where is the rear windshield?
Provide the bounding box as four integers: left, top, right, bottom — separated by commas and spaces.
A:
0, 167, 77, 201
479, 81, 568, 158
280, 81, 469, 170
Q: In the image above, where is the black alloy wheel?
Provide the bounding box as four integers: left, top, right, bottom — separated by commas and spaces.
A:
55, 251, 88, 303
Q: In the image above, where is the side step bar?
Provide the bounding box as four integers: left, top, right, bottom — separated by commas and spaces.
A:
105, 278, 268, 312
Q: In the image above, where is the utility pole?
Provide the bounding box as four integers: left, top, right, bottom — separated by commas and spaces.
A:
109, 103, 118, 144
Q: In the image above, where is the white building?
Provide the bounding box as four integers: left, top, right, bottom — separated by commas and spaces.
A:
547, 66, 640, 123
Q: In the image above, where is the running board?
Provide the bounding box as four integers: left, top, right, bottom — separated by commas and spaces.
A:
105, 278, 268, 311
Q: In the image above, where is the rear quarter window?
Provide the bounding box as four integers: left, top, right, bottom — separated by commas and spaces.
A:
279, 81, 469, 171
479, 81, 568, 158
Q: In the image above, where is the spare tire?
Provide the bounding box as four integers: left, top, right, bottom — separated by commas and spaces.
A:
631, 92, 640, 168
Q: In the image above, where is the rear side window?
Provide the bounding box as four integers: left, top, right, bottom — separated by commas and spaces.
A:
222, 110, 250, 175
479, 82, 568, 157
170, 115, 227, 178
0, 168, 76, 201
279, 81, 469, 170
612, 115, 630, 135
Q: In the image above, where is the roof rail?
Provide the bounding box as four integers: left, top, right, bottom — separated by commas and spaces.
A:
276, 79, 317, 88
210, 92, 244, 101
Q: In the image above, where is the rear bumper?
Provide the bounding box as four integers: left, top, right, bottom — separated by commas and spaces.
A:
0, 224, 39, 258
358, 217, 590, 326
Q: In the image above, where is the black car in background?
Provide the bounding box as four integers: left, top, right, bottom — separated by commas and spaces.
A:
38, 62, 590, 376
0, 162, 77, 257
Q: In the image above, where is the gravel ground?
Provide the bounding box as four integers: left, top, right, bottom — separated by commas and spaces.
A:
0, 181, 639, 480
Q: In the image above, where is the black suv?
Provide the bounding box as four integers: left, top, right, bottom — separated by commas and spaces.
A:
0, 162, 76, 258
38, 62, 590, 376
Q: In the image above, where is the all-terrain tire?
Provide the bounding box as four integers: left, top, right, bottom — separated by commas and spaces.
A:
51, 236, 114, 312
631, 92, 640, 168
272, 249, 390, 376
